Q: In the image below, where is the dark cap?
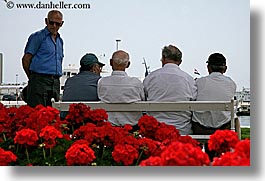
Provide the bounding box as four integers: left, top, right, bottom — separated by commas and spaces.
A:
206, 53, 226, 66
80, 53, 105, 67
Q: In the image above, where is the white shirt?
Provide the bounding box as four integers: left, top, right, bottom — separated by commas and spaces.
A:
192, 72, 237, 128
98, 71, 145, 126
143, 63, 197, 135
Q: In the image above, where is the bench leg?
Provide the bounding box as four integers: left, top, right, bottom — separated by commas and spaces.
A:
235, 117, 241, 140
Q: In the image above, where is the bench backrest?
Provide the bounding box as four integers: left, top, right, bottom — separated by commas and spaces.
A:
51, 99, 236, 142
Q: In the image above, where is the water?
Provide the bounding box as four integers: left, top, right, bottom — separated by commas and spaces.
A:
238, 116, 250, 128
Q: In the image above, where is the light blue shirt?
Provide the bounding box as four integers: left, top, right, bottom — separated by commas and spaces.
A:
24, 27, 64, 76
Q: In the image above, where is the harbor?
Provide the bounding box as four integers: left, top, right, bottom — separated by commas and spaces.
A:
238, 116, 250, 128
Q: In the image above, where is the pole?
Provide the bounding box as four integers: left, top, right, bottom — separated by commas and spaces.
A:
142, 58, 149, 77
15, 74, 18, 101
116, 39, 121, 50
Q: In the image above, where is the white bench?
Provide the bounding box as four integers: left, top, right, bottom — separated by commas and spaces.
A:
51, 99, 240, 142
0, 101, 27, 108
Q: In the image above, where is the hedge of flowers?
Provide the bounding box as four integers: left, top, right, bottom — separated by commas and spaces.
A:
0, 103, 250, 166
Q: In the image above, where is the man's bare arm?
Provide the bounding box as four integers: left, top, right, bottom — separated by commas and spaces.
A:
22, 53, 33, 79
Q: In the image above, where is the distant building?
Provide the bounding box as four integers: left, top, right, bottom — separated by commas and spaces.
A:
0, 83, 26, 100
59, 64, 110, 95
60, 64, 79, 95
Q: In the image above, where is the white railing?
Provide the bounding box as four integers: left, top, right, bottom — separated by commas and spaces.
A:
51, 99, 240, 141
0, 100, 27, 108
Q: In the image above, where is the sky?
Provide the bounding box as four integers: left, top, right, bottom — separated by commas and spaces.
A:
0, 0, 250, 91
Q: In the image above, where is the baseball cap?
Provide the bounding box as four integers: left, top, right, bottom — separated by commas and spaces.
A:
80, 53, 105, 66
206, 53, 226, 66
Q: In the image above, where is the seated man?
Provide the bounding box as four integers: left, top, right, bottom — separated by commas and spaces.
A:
192, 53, 236, 134
97, 50, 145, 126
61, 53, 105, 119
143, 45, 197, 135
192, 52, 237, 160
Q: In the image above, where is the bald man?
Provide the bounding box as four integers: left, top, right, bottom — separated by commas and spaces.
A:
97, 50, 145, 126
22, 10, 64, 107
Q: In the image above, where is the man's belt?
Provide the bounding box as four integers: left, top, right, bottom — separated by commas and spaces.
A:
31, 71, 60, 79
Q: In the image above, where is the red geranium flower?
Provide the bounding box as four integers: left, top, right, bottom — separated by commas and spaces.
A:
139, 156, 163, 166
138, 115, 159, 139
160, 141, 210, 166
138, 137, 160, 156
84, 109, 108, 123
112, 144, 139, 166
39, 125, 63, 148
212, 151, 250, 166
14, 128, 38, 146
66, 103, 90, 124
72, 123, 97, 144
208, 130, 239, 154
234, 139, 250, 159
65, 142, 96, 166
177, 135, 201, 148
154, 123, 180, 142
117, 135, 139, 149
0, 148, 17, 166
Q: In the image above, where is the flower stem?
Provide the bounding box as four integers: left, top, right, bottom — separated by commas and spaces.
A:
16, 144, 19, 154
43, 148, 46, 160
3, 133, 6, 142
101, 146, 105, 160
135, 149, 144, 166
50, 148, 52, 158
25, 147, 30, 164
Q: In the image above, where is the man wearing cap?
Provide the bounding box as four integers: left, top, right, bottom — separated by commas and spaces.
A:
191, 52, 236, 161
62, 53, 105, 103
192, 52, 236, 133
97, 50, 145, 127
143, 45, 197, 135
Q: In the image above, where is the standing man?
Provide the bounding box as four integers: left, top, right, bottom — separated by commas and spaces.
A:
98, 50, 145, 126
143, 45, 197, 135
22, 10, 64, 107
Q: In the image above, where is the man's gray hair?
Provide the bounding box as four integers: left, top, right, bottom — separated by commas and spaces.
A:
112, 57, 129, 66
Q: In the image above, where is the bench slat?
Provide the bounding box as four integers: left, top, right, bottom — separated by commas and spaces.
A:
52, 101, 234, 112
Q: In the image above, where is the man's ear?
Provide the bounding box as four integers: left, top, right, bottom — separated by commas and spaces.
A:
110, 59, 113, 66
45, 18, 48, 25
126, 61, 130, 68
178, 59, 182, 66
223, 65, 227, 73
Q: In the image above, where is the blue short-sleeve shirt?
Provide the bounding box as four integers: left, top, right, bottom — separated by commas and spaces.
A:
24, 27, 64, 76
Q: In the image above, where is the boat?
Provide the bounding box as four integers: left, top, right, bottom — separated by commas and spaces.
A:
235, 87, 250, 116
236, 101, 250, 116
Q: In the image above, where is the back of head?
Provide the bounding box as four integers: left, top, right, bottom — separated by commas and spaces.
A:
79, 53, 105, 72
162, 45, 182, 62
207, 53, 227, 73
111, 50, 130, 70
